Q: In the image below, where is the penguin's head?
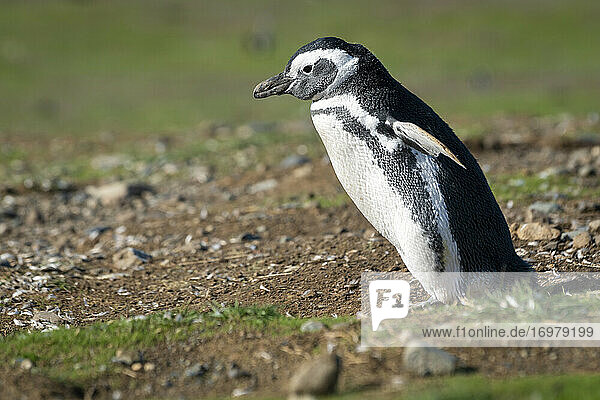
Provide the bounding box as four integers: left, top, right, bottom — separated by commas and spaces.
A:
254, 37, 372, 101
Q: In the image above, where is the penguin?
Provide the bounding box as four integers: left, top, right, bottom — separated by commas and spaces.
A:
253, 37, 530, 303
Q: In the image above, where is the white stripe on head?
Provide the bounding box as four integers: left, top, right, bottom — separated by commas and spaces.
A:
289, 49, 358, 95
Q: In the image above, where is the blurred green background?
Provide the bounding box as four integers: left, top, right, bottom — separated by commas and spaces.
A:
1, 0, 599, 135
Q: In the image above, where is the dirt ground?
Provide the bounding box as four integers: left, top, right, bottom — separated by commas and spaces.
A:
2, 117, 600, 398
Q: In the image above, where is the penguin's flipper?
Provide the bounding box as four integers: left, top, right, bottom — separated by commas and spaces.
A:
385, 117, 466, 169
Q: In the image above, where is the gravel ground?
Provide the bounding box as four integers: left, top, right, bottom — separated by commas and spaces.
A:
1, 115, 600, 398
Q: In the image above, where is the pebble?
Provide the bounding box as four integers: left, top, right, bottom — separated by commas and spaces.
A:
112, 350, 139, 366
577, 201, 600, 212
248, 179, 277, 194
280, 154, 310, 169
227, 362, 251, 379
112, 247, 152, 270
25, 208, 44, 225
300, 320, 325, 333
538, 166, 568, 179
232, 387, 253, 397
32, 311, 62, 325
131, 362, 143, 371
541, 241, 559, 251
288, 353, 341, 397
562, 228, 588, 241
240, 233, 261, 242
87, 226, 112, 241
402, 345, 457, 376
516, 223, 560, 241
86, 182, 154, 205
578, 165, 596, 177
0, 252, 15, 267
16, 358, 33, 370
528, 201, 561, 215
589, 219, 600, 235
572, 232, 592, 249
185, 362, 209, 378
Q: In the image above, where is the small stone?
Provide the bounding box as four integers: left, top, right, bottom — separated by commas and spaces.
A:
131, 362, 143, 371
227, 362, 251, 379
292, 164, 312, 179
32, 311, 62, 325
232, 387, 253, 397
0, 253, 15, 267
589, 220, 600, 235
280, 154, 310, 169
573, 232, 592, 249
190, 166, 211, 183
112, 247, 152, 270
144, 362, 155, 372
248, 179, 277, 194
288, 353, 340, 396
389, 375, 406, 388
279, 236, 292, 244
402, 345, 457, 376
185, 363, 208, 378
516, 223, 560, 241
86, 182, 154, 205
17, 358, 33, 370
112, 350, 139, 366
562, 228, 588, 240
538, 166, 568, 179
86, 182, 127, 205
240, 233, 261, 242
578, 165, 596, 177
528, 201, 561, 215
87, 226, 111, 241
25, 208, 44, 225
300, 320, 325, 333
577, 201, 600, 212
542, 241, 559, 251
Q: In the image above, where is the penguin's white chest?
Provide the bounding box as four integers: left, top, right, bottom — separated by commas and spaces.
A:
310, 111, 436, 267
310, 98, 463, 302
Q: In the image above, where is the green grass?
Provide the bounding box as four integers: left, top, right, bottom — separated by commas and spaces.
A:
403, 374, 600, 400
0, 0, 598, 135
6, 304, 600, 399
321, 374, 600, 400
0, 305, 349, 385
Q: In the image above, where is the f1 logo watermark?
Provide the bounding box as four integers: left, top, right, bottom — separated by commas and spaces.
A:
369, 280, 410, 331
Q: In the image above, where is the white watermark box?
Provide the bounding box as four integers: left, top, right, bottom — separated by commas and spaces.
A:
360, 271, 600, 347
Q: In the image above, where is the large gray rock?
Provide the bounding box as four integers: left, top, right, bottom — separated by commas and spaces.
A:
288, 353, 341, 397
402, 345, 457, 376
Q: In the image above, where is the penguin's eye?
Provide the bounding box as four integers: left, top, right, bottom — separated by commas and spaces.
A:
302, 65, 313, 74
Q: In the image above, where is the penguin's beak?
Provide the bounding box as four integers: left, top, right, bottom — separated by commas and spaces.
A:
253, 73, 294, 99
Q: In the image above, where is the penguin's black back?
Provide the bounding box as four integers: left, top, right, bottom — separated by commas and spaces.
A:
330, 52, 530, 273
